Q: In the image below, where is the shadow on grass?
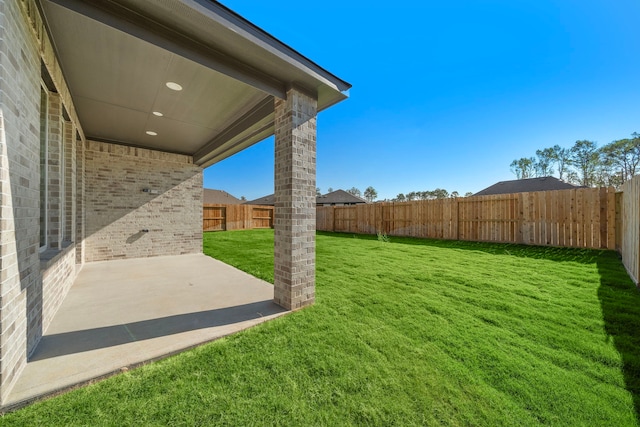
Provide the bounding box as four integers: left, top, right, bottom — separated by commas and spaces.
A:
596, 255, 640, 424
317, 231, 604, 264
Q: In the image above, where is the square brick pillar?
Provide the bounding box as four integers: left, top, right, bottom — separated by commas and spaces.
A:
273, 87, 318, 310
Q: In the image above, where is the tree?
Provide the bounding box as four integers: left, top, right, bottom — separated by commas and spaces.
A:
316, 187, 321, 197
346, 187, 361, 197
550, 145, 572, 181
464, 192, 473, 197
327, 187, 333, 193
390, 188, 465, 200
594, 152, 621, 188
570, 140, 599, 186
432, 188, 449, 199
510, 157, 535, 179
535, 148, 555, 177
600, 135, 640, 184
565, 170, 579, 185
364, 186, 377, 202
240, 196, 246, 201
419, 191, 431, 200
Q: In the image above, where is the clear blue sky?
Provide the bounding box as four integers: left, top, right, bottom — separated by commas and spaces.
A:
205, 0, 640, 200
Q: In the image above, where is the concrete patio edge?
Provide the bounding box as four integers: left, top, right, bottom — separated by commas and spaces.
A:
2, 253, 287, 411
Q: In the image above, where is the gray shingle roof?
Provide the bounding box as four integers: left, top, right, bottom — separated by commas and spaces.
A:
245, 189, 368, 206
244, 194, 276, 205
316, 189, 368, 205
203, 189, 242, 204
473, 177, 582, 196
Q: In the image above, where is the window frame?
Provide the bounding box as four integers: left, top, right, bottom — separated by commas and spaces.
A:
39, 83, 49, 252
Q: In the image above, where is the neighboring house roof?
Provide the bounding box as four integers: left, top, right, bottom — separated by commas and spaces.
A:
40, 0, 351, 168
203, 189, 242, 204
246, 189, 368, 206
473, 177, 582, 196
245, 194, 276, 206
317, 189, 368, 205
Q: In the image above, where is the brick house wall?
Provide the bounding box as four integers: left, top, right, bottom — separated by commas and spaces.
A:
0, 1, 206, 404
0, 0, 83, 401
84, 141, 202, 262
0, 0, 44, 402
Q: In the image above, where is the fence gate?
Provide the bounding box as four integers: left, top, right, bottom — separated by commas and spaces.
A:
203, 205, 226, 231
252, 207, 274, 228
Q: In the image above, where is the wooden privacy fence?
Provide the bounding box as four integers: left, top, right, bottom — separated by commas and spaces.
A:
621, 176, 640, 284
204, 181, 640, 284
203, 204, 273, 231
317, 187, 619, 250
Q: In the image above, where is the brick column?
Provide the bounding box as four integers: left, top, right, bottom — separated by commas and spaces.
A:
273, 87, 317, 310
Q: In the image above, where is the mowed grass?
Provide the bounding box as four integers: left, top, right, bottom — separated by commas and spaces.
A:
2, 230, 639, 426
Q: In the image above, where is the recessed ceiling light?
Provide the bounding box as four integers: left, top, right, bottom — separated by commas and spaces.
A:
165, 82, 182, 91
146, 131, 158, 136
152, 111, 163, 117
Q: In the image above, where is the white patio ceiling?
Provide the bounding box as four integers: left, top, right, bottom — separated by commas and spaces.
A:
40, 0, 350, 167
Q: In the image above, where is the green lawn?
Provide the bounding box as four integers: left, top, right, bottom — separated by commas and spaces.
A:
2, 230, 639, 426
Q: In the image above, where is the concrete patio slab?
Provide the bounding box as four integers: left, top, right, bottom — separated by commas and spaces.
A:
4, 253, 286, 409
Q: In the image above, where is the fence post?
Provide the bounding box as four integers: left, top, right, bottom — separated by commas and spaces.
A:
516, 194, 524, 244
607, 187, 616, 250
615, 191, 622, 251
454, 198, 460, 240
599, 187, 607, 248
222, 206, 227, 231
271, 206, 274, 229
332, 206, 336, 232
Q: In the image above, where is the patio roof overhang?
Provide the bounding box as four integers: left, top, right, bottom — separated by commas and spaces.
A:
39, 0, 351, 167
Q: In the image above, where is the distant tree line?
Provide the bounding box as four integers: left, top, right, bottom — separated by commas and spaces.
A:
510, 133, 639, 188
393, 189, 472, 202
326, 186, 474, 203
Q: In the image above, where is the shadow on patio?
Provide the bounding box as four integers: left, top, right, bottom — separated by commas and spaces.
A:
30, 301, 278, 361
6, 254, 286, 409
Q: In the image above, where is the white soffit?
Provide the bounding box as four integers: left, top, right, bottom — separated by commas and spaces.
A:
41, 0, 350, 165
